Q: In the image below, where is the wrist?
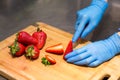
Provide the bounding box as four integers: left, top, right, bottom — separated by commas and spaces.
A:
104, 33, 120, 55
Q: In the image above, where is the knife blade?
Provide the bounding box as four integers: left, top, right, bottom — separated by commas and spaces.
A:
72, 38, 87, 49
73, 22, 89, 48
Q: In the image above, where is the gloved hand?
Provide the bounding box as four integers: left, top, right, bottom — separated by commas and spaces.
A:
72, 0, 108, 42
65, 33, 120, 67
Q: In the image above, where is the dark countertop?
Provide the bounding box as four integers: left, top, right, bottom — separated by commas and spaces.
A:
0, 0, 79, 41
0, 0, 120, 41
0, 0, 120, 79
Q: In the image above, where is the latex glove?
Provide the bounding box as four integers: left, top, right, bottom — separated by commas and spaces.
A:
65, 33, 120, 67
72, 0, 108, 42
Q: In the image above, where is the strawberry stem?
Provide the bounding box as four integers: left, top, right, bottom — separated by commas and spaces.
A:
37, 27, 42, 32
41, 57, 51, 66
8, 40, 20, 55
26, 45, 35, 59
15, 33, 19, 41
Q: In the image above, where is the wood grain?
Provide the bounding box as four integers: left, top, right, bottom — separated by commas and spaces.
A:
0, 22, 119, 80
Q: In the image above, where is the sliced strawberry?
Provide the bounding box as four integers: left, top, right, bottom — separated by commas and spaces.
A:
45, 55, 56, 64
17, 31, 38, 46
63, 40, 73, 60
41, 57, 51, 66
8, 40, 25, 57
32, 27, 47, 49
45, 43, 64, 55
25, 45, 40, 60
41, 55, 56, 66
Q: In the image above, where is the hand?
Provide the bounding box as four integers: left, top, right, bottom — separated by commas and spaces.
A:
65, 33, 120, 67
72, 0, 108, 42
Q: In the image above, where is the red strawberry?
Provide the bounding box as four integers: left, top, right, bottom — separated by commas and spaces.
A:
45, 43, 64, 55
32, 27, 47, 49
17, 31, 38, 46
8, 40, 25, 57
63, 40, 73, 60
25, 45, 40, 60
45, 55, 56, 64
41, 55, 56, 65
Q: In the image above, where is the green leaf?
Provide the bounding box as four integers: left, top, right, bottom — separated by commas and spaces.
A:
41, 57, 51, 66
8, 41, 20, 55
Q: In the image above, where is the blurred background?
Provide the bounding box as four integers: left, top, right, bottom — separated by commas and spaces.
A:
0, 0, 120, 79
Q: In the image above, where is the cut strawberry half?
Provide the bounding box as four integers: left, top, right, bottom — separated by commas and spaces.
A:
45, 43, 64, 55
63, 40, 73, 60
41, 55, 56, 66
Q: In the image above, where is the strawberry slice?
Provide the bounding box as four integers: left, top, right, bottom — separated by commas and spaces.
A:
41, 55, 56, 66
63, 40, 73, 60
45, 43, 64, 55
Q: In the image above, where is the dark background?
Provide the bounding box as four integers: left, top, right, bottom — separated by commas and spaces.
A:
0, 0, 120, 79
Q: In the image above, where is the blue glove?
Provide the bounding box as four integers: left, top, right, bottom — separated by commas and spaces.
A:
65, 33, 120, 67
72, 0, 108, 42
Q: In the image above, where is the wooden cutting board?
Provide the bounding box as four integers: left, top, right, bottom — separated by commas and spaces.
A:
0, 22, 120, 80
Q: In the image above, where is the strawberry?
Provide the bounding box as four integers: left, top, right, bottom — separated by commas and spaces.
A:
45, 43, 64, 55
63, 40, 73, 60
32, 27, 47, 49
41, 55, 56, 65
25, 45, 40, 60
45, 55, 56, 64
17, 31, 38, 46
8, 40, 25, 57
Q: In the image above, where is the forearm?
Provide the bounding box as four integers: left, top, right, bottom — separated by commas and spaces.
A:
102, 32, 120, 56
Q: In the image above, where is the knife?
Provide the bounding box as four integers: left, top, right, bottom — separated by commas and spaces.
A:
72, 38, 88, 49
